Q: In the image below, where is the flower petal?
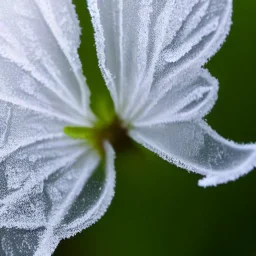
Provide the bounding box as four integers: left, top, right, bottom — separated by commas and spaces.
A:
130, 120, 256, 187
134, 69, 218, 126
0, 0, 94, 124
55, 143, 116, 241
0, 147, 101, 256
0, 102, 68, 160
0, 136, 86, 207
0, 228, 46, 256
33, 143, 115, 256
87, 0, 232, 121
0, 1, 109, 255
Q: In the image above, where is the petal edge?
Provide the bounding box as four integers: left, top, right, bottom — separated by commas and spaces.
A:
130, 120, 256, 187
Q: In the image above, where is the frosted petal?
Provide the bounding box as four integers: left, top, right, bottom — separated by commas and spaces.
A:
0, 227, 46, 256
0, 58, 86, 125
0, 147, 101, 256
0, 136, 85, 205
0, 102, 67, 161
88, 0, 168, 112
59, 143, 116, 239
135, 69, 218, 126
130, 120, 256, 187
0, 0, 94, 124
88, 0, 232, 122
33, 143, 115, 256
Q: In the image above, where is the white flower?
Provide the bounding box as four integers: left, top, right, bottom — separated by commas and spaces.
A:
0, 0, 255, 255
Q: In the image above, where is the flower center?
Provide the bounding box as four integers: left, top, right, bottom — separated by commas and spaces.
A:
64, 116, 132, 156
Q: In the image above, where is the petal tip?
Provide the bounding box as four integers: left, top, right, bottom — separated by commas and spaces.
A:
198, 150, 256, 187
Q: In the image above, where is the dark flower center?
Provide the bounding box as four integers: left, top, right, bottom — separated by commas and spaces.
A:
64, 116, 132, 156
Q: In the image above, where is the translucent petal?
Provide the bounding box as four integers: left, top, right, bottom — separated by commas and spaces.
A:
0, 136, 86, 207
33, 143, 115, 256
130, 120, 256, 187
0, 1, 107, 254
0, 146, 101, 256
0, 227, 46, 256
0, 102, 68, 161
56, 143, 116, 240
0, 142, 116, 256
87, 0, 232, 122
134, 69, 218, 126
0, 0, 94, 125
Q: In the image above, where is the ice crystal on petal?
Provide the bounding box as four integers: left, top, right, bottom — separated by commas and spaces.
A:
0, 0, 255, 255
88, 0, 232, 120
88, 0, 256, 188
130, 121, 256, 187
0, 1, 116, 255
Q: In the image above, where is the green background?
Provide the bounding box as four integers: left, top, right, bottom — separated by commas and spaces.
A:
55, 0, 256, 255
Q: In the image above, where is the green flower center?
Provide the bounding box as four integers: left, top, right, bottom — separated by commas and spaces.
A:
64, 116, 132, 156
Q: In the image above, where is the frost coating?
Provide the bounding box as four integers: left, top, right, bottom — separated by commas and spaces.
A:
33, 143, 115, 256
88, 0, 256, 187
88, 0, 232, 121
130, 121, 256, 187
0, 0, 255, 255
0, 0, 94, 125
135, 69, 219, 126
0, 0, 117, 255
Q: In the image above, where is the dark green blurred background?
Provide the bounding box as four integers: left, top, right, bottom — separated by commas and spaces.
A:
55, 1, 256, 255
